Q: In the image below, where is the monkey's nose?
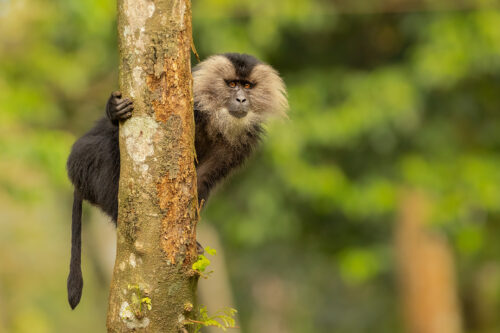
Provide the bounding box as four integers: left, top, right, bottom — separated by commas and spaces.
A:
236, 97, 247, 104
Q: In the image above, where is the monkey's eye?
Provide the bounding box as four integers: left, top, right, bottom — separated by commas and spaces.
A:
243, 82, 252, 89
228, 81, 237, 88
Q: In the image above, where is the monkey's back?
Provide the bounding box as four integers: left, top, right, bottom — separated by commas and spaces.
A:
67, 118, 120, 222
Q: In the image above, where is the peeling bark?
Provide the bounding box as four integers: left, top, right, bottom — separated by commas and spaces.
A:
107, 0, 198, 332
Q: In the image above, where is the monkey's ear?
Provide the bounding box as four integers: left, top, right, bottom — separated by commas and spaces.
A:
249, 64, 289, 118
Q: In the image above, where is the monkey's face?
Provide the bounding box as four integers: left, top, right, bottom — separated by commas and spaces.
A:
193, 54, 288, 143
224, 79, 253, 118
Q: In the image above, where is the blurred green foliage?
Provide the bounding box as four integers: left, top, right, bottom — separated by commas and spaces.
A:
1, 0, 500, 332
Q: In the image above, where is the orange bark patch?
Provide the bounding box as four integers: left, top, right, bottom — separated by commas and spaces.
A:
157, 169, 197, 266
152, 27, 197, 267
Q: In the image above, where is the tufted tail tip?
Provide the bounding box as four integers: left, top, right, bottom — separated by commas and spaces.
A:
67, 269, 83, 309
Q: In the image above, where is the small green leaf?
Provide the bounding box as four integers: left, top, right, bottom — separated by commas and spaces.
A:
205, 246, 217, 256
192, 255, 211, 272
141, 297, 152, 310
127, 284, 139, 291
187, 305, 238, 331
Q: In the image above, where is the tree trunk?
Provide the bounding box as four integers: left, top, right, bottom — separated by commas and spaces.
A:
395, 190, 462, 333
107, 0, 198, 332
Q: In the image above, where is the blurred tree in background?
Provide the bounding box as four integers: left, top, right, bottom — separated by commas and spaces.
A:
1, 0, 500, 332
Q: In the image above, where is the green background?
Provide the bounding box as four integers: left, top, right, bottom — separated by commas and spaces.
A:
1, 0, 500, 332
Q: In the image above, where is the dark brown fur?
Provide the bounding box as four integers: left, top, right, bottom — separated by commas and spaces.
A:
194, 108, 264, 201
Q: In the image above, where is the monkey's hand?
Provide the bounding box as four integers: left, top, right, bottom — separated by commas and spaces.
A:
106, 91, 134, 125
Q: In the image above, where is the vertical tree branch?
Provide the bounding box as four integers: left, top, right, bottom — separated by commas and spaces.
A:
395, 190, 462, 333
107, 0, 198, 331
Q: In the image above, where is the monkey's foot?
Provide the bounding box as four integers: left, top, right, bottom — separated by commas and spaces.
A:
196, 241, 204, 255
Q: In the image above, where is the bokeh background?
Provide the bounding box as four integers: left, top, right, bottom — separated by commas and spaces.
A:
2, 0, 500, 332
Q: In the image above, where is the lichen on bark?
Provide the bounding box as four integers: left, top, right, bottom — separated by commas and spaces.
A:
107, 0, 198, 332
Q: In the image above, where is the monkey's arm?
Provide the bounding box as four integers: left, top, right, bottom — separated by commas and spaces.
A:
196, 157, 223, 204
196, 144, 254, 204
193, 110, 260, 204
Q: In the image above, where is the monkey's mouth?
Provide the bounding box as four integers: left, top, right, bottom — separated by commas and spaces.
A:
228, 110, 248, 118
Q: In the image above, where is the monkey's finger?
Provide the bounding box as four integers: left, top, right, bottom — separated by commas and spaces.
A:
117, 111, 133, 121
115, 105, 134, 117
116, 104, 134, 114
111, 91, 122, 99
115, 99, 133, 111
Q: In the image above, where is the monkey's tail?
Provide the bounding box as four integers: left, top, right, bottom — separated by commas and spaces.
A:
67, 190, 83, 309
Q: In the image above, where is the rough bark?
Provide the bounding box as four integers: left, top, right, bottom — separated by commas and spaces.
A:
107, 0, 198, 332
395, 190, 462, 333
